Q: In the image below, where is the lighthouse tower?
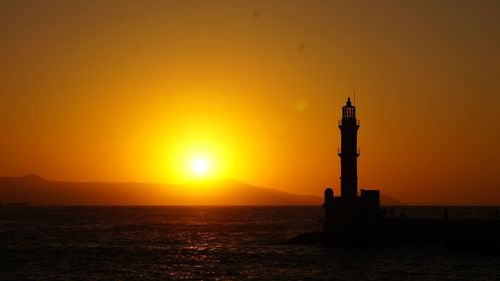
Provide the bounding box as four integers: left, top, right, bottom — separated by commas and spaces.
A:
323, 97, 381, 234
339, 97, 359, 200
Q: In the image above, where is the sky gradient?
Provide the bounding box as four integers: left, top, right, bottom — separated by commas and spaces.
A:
1, 0, 499, 205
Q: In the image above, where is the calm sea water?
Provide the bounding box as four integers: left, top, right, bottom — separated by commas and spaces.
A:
1, 206, 499, 280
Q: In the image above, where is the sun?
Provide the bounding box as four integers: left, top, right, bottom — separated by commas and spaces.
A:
190, 158, 210, 175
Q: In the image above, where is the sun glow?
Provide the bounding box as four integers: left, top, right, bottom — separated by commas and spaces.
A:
191, 158, 210, 175
157, 127, 243, 184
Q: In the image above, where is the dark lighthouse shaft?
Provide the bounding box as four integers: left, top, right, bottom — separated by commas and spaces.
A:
339, 97, 359, 200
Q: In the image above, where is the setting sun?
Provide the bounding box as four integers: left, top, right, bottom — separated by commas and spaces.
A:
190, 158, 210, 175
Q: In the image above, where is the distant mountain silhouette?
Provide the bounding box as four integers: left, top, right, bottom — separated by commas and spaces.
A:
0, 175, 401, 206
378, 194, 402, 205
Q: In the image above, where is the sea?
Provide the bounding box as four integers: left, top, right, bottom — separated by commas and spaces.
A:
1, 206, 500, 280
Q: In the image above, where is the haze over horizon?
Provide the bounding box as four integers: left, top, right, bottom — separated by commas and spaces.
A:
1, 1, 500, 205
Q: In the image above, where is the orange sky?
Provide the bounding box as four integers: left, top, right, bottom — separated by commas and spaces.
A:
1, 0, 499, 205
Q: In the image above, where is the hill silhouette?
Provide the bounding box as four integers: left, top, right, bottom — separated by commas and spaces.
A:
0, 175, 401, 206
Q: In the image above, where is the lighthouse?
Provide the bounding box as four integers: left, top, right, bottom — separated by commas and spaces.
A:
323, 97, 381, 233
339, 97, 359, 200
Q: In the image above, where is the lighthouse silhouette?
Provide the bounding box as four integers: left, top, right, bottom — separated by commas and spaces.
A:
290, 97, 500, 248
339, 97, 359, 200
324, 97, 381, 235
